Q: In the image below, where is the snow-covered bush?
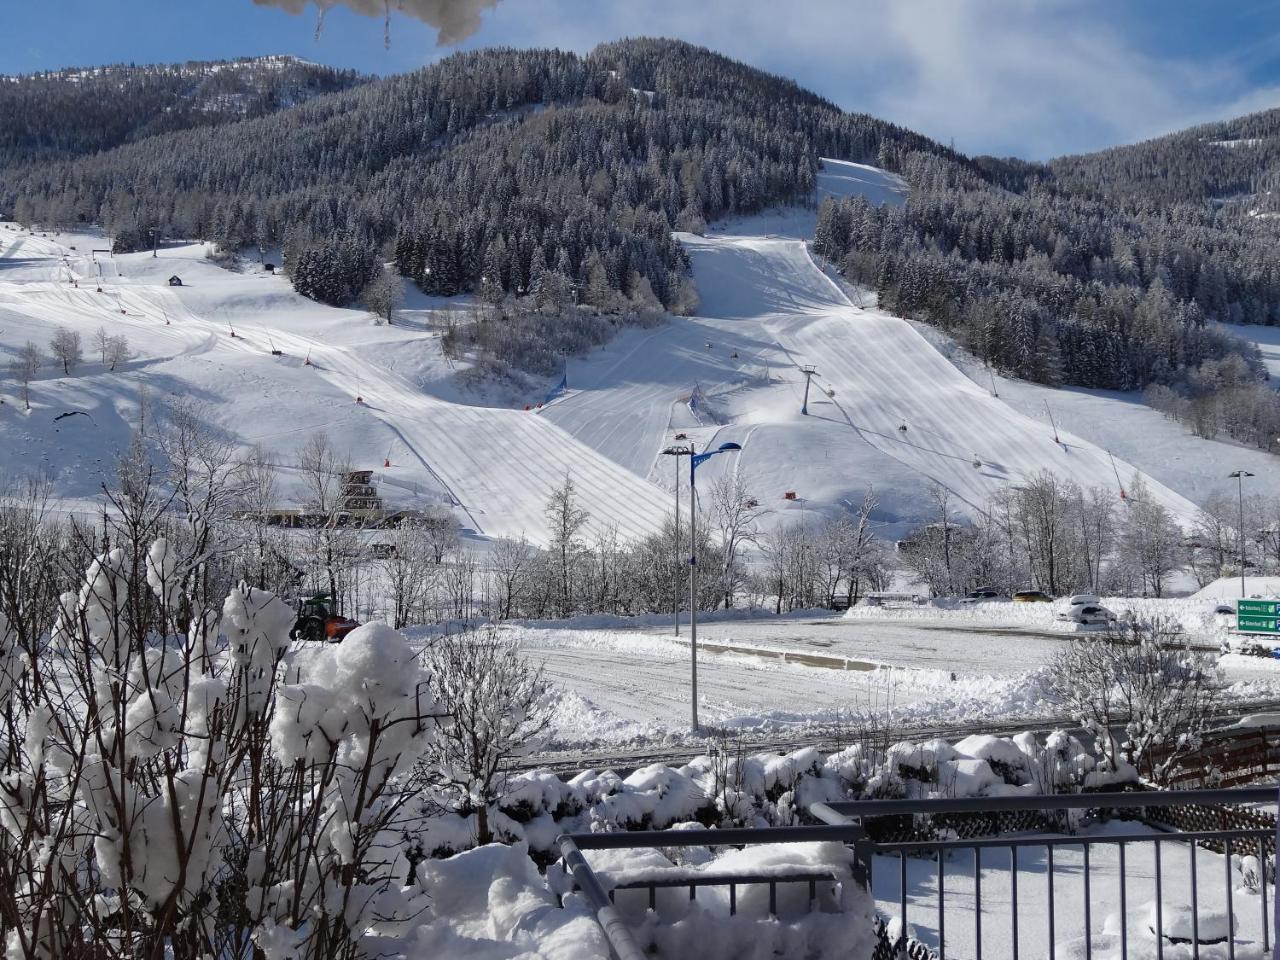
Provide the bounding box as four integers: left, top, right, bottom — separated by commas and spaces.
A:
419, 627, 555, 847
1047, 618, 1220, 783
0, 520, 441, 959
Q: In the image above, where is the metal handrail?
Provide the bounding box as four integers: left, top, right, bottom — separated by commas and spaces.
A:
558, 835, 647, 960
561, 822, 866, 850
819, 785, 1279, 818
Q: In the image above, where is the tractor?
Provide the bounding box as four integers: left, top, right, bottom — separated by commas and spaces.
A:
291, 595, 360, 643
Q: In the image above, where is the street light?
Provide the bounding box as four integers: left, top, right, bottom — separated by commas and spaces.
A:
688, 440, 743, 732
1229, 470, 1255, 597
660, 444, 693, 635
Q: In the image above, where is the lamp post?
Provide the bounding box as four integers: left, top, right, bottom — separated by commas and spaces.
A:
1229, 469, 1255, 597
661, 444, 693, 635
688, 440, 743, 732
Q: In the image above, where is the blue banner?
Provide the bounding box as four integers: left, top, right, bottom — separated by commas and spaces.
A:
544, 374, 568, 405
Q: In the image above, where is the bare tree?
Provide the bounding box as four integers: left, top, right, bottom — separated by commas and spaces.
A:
105, 333, 131, 370
1116, 475, 1183, 597
710, 471, 766, 608
10, 341, 40, 410
153, 401, 244, 615
295, 430, 356, 608
93, 324, 110, 364
544, 473, 589, 618
490, 534, 532, 620
236, 443, 282, 590
421, 626, 554, 846
380, 522, 436, 628
422, 505, 460, 563
361, 263, 405, 326
48, 326, 82, 375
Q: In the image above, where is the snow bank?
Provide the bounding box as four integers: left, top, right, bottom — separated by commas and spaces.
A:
846, 595, 1233, 644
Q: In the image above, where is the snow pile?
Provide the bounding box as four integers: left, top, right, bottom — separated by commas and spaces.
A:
1193, 577, 1280, 601
846, 595, 1233, 643
418, 729, 1128, 864
547, 840, 876, 960
414, 842, 610, 958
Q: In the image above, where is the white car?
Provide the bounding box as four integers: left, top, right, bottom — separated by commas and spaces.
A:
1066, 594, 1101, 607
959, 587, 1002, 605
1056, 603, 1117, 625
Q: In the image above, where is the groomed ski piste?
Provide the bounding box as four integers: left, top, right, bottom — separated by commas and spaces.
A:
5, 159, 1280, 748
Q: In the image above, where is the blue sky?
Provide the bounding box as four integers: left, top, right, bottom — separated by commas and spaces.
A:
4, 0, 1280, 159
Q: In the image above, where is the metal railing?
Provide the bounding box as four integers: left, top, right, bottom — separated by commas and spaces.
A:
560, 788, 1279, 960
813, 787, 1279, 960
557, 823, 865, 960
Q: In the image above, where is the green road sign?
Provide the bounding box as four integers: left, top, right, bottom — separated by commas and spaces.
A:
1238, 599, 1280, 616
1238, 615, 1280, 633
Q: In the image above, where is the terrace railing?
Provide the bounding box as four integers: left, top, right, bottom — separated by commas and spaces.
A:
561, 787, 1279, 960
813, 787, 1279, 960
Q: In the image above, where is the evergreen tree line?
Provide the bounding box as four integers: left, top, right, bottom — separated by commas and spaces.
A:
0, 56, 363, 171
814, 164, 1276, 397
0, 40, 963, 324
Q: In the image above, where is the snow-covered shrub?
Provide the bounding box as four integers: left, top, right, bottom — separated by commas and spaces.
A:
419, 626, 555, 847
1048, 618, 1219, 783
0, 524, 441, 960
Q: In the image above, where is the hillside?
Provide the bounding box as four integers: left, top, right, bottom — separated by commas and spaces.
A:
3, 40, 1280, 546
0, 40, 963, 313
0, 56, 365, 174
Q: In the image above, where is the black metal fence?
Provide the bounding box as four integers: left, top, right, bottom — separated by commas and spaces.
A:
815, 788, 1278, 960
560, 787, 1279, 960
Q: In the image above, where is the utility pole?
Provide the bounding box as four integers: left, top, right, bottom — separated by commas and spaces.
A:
149, 227, 159, 259
1045, 401, 1060, 444
687, 440, 743, 732
661, 443, 693, 635
1230, 469, 1255, 597
800, 365, 817, 415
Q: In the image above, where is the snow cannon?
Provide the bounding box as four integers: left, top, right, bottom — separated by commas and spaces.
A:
356, 395, 364, 405
384, 457, 391, 468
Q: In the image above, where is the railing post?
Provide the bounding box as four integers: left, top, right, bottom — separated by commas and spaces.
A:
558, 836, 647, 960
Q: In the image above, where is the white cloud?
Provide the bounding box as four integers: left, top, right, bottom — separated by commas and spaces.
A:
470, 0, 1280, 158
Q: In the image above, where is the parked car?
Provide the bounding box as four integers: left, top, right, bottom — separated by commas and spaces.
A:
1211, 601, 1236, 616
1013, 590, 1053, 603
1056, 603, 1117, 625
1066, 594, 1101, 607
959, 586, 1002, 605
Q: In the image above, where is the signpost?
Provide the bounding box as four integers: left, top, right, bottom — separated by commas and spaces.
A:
1237, 599, 1280, 633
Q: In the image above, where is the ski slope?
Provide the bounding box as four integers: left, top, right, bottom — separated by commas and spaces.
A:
680, 233, 1197, 523
544, 157, 1196, 530
0, 155, 1242, 543
0, 229, 669, 543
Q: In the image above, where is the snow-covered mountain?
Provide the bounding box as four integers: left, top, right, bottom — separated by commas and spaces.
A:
0, 156, 1254, 545
3, 40, 1279, 544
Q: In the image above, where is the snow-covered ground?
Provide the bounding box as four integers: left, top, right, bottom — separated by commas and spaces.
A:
401, 598, 1280, 752
0, 155, 1242, 549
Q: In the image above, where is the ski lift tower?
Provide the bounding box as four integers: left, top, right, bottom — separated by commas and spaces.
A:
800, 365, 817, 415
